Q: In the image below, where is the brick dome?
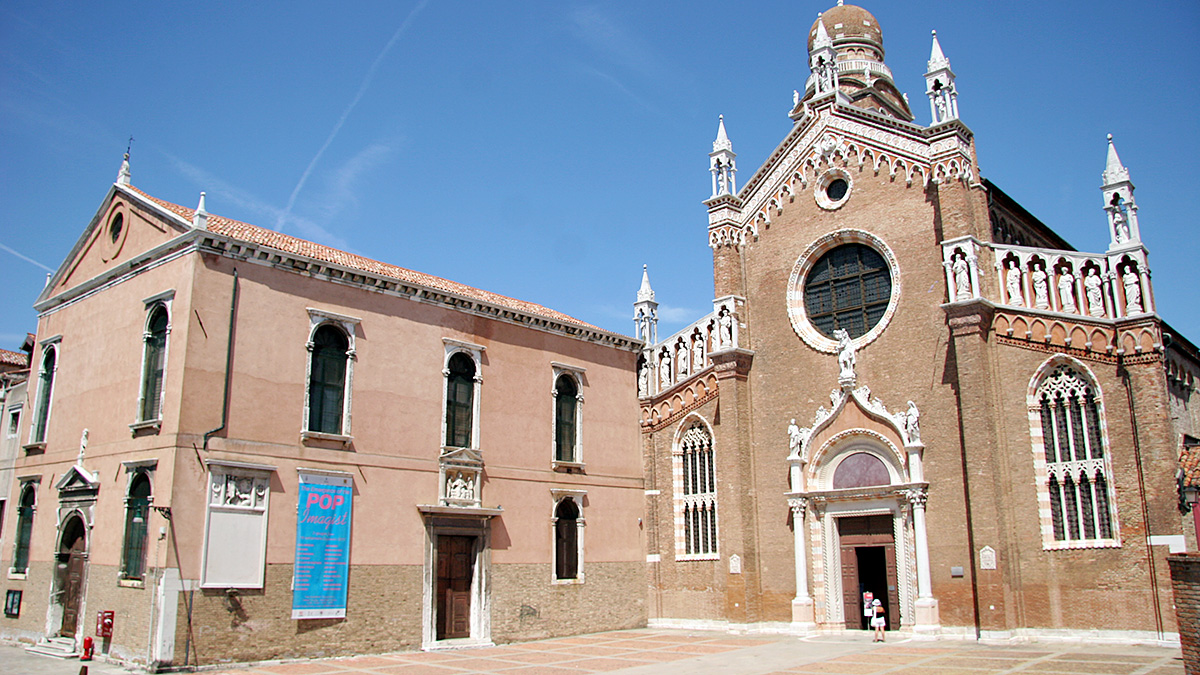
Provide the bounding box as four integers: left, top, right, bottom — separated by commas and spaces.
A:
807, 4, 883, 53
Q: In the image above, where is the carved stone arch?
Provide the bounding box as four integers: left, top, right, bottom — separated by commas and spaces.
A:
809, 428, 906, 490
1049, 321, 1068, 346
1026, 353, 1105, 407
673, 411, 715, 448
1069, 326, 1088, 348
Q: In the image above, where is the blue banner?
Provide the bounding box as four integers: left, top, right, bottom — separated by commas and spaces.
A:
292, 471, 353, 619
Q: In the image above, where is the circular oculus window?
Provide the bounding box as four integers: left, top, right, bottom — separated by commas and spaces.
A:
815, 168, 853, 210
787, 230, 900, 353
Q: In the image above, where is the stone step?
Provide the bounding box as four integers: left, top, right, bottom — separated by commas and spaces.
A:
25, 637, 78, 659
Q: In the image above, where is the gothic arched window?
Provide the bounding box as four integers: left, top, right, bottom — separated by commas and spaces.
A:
11, 483, 36, 574
1032, 363, 1117, 547
676, 420, 718, 558
30, 345, 57, 445
445, 352, 476, 449
554, 497, 580, 580
139, 305, 169, 422
308, 324, 350, 435
121, 471, 152, 580
554, 373, 579, 463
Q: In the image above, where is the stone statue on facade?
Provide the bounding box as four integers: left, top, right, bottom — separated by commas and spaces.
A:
1113, 208, 1130, 242
676, 340, 689, 379
1031, 263, 1049, 309
692, 337, 705, 372
835, 329, 856, 384
1123, 268, 1143, 314
448, 473, 472, 501
952, 252, 970, 300
719, 308, 734, 348
637, 358, 649, 397
904, 401, 921, 443
659, 350, 672, 388
788, 418, 802, 458
1005, 259, 1024, 307
1057, 269, 1077, 314
1084, 269, 1104, 317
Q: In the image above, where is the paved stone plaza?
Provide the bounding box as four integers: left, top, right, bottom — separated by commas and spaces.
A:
2, 629, 1186, 675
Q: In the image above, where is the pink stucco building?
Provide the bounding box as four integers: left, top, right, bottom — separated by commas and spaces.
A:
0, 157, 645, 667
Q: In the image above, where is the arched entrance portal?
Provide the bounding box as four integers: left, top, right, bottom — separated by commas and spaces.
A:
54, 515, 88, 638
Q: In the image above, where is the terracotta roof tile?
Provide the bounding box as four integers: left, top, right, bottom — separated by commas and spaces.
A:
1182, 444, 1200, 488
0, 349, 29, 368
124, 186, 601, 331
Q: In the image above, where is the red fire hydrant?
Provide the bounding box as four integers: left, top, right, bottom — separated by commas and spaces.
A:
81, 635, 94, 661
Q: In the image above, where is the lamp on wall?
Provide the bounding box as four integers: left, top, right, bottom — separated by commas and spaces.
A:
1182, 484, 1199, 514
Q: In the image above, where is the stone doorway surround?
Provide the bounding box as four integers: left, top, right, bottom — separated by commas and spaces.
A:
784, 369, 939, 635
47, 460, 100, 647
418, 505, 500, 650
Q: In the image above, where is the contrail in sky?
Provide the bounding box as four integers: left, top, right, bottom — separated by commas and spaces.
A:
0, 243, 54, 273
275, 0, 431, 231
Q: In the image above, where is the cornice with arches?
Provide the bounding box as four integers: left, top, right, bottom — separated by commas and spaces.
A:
736, 108, 976, 239
640, 371, 719, 433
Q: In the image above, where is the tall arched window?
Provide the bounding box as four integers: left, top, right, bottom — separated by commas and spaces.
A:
12, 483, 36, 574
554, 374, 578, 463
121, 472, 152, 580
445, 352, 475, 449
308, 324, 349, 435
676, 420, 718, 558
554, 497, 580, 580
139, 306, 169, 422
30, 346, 56, 444
1033, 363, 1117, 546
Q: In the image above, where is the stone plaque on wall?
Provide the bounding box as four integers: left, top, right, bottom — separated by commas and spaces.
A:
979, 546, 997, 570
729, 554, 742, 574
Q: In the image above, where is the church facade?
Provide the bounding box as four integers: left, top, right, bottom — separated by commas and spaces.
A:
635, 2, 1200, 643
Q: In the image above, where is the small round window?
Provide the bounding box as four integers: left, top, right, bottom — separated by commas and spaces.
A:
814, 169, 852, 210
109, 213, 124, 244
826, 178, 848, 202
803, 243, 891, 339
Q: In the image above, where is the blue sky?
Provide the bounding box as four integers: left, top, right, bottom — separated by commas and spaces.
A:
1, 1, 1198, 350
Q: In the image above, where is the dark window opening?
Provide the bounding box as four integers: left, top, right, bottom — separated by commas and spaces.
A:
445, 353, 475, 448
308, 325, 349, 434
804, 244, 891, 339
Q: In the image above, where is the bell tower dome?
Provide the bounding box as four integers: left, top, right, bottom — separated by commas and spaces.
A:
801, 2, 914, 121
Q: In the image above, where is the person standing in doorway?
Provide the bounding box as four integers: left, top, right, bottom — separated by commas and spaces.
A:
871, 599, 886, 642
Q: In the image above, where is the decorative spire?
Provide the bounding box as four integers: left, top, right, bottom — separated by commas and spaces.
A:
192, 192, 209, 229
1103, 133, 1129, 185
633, 264, 659, 344
712, 115, 732, 153
812, 13, 832, 51
117, 152, 132, 186
709, 115, 737, 198
928, 30, 949, 70
924, 29, 959, 125
808, 13, 838, 99
636, 264, 655, 303
1101, 134, 1141, 251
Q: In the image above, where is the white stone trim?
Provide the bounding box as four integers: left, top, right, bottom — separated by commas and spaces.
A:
787, 229, 902, 354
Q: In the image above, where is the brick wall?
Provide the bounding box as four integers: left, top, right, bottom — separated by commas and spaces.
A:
1168, 554, 1199, 674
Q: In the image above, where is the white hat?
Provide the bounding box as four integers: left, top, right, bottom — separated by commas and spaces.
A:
872, 599, 882, 606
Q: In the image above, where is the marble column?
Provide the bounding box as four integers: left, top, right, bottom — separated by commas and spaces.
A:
906, 487, 940, 633
789, 497, 816, 631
